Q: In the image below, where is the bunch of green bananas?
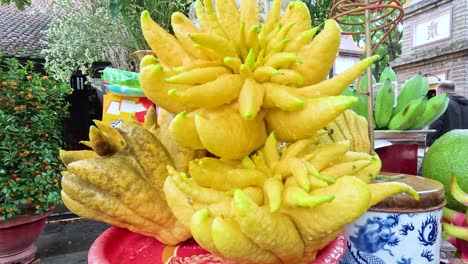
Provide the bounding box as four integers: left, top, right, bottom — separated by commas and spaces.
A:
373, 69, 450, 130
164, 131, 418, 264
139, 0, 380, 160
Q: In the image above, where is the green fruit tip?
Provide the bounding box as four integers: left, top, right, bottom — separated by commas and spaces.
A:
281, 39, 290, 44
272, 69, 282, 75
243, 111, 254, 120
164, 77, 174, 83
148, 64, 163, 72
168, 88, 179, 96
175, 111, 187, 119
369, 55, 381, 62
250, 24, 259, 31
141, 10, 149, 19
295, 56, 303, 64
297, 76, 305, 85
224, 57, 233, 64
267, 131, 276, 140
294, 99, 305, 107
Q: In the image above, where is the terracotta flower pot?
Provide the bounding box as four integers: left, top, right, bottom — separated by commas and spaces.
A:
0, 210, 52, 264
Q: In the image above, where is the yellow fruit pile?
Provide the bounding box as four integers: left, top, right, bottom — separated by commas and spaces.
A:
59, 0, 421, 263
139, 0, 380, 159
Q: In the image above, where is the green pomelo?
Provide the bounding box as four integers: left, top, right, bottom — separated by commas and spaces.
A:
422, 129, 468, 212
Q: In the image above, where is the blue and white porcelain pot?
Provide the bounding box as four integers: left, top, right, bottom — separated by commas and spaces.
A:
340, 175, 445, 264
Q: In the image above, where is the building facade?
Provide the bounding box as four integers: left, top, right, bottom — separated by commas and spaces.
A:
391, 0, 468, 95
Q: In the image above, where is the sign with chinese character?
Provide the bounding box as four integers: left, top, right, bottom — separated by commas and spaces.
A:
412, 9, 452, 47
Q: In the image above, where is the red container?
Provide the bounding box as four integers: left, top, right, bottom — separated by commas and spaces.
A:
89, 227, 347, 264
0, 210, 52, 264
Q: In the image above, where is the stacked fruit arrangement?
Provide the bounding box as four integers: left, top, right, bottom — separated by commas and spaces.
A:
373, 70, 450, 130
60, 0, 420, 263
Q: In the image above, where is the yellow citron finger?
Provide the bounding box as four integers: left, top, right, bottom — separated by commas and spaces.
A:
140, 64, 190, 114
224, 56, 242, 73
253, 66, 281, 83
189, 33, 237, 59
143, 105, 158, 130
325, 120, 346, 142
320, 159, 372, 180
169, 74, 242, 108
334, 113, 353, 146
171, 12, 209, 60
211, 217, 281, 264
195, 0, 211, 32
284, 27, 319, 53
283, 0, 311, 40
59, 150, 98, 166
203, 0, 227, 37
335, 151, 373, 164
263, 132, 280, 169
140, 54, 159, 69
274, 158, 310, 192
264, 52, 302, 69
169, 111, 205, 149
246, 25, 260, 53
244, 48, 256, 71
297, 55, 380, 98
265, 96, 358, 142
343, 110, 364, 152
263, 177, 284, 213
283, 186, 335, 208
93, 120, 125, 151
293, 19, 342, 85
264, 0, 282, 34
270, 69, 305, 86
258, 23, 267, 51
268, 22, 295, 46
239, 64, 253, 79
215, 0, 241, 46
354, 152, 382, 183
252, 151, 273, 177
169, 166, 230, 204
281, 138, 316, 159
238, 22, 247, 55
191, 209, 220, 255
368, 182, 419, 207
241, 155, 256, 169
282, 176, 371, 263
172, 60, 223, 73
189, 157, 239, 187
233, 190, 305, 263
356, 115, 371, 153
239, 0, 258, 32
239, 78, 265, 120
165, 66, 231, 85
263, 82, 305, 112
304, 140, 351, 171
163, 176, 196, 229
195, 103, 267, 160
141, 11, 194, 67
278, 1, 296, 27
303, 162, 336, 185
265, 38, 290, 57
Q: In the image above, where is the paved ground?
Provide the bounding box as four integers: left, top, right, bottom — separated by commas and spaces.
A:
34, 210, 109, 264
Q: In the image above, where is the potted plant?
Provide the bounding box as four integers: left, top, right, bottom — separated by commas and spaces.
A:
0, 55, 71, 263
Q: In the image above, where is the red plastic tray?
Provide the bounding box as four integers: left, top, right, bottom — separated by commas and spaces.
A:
88, 226, 347, 264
